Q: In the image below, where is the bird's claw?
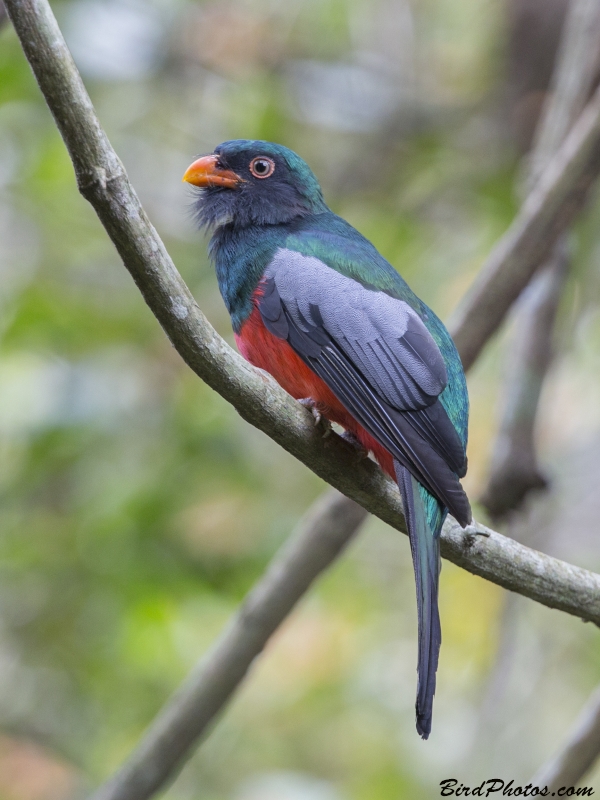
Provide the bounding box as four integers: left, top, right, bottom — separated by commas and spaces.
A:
299, 397, 321, 424
299, 397, 332, 438
341, 430, 369, 460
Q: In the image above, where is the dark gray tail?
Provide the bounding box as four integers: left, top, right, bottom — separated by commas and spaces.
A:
395, 460, 442, 740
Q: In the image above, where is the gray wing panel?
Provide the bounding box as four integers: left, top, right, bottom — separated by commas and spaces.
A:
265, 248, 447, 412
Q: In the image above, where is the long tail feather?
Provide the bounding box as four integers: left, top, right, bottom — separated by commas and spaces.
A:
395, 460, 442, 740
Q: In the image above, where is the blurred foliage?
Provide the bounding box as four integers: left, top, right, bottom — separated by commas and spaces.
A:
1, 0, 600, 798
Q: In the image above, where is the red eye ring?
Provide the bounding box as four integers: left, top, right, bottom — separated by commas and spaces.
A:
249, 156, 275, 179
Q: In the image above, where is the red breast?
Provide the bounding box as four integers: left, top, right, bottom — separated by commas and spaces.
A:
236, 298, 395, 478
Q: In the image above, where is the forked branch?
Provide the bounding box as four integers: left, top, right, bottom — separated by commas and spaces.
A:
4, 1, 600, 799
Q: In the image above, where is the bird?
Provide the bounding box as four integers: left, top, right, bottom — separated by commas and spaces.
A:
183, 140, 471, 739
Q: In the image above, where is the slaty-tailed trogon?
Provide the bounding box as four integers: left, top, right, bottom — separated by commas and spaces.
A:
183, 140, 471, 739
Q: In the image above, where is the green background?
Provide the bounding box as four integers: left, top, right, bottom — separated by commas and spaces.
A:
1, 0, 600, 797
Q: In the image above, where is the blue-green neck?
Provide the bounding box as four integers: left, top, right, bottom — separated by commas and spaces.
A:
210, 210, 420, 331
209, 217, 306, 332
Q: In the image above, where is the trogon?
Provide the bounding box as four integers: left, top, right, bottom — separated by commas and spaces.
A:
183, 140, 471, 739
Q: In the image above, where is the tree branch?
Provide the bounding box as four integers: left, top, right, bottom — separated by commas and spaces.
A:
481, 0, 600, 518
529, 0, 600, 188
479, 247, 567, 517
475, 4, 600, 775
91, 491, 367, 800
5, 0, 600, 797
89, 514, 600, 800
449, 81, 600, 371
4, 0, 600, 619
532, 685, 600, 791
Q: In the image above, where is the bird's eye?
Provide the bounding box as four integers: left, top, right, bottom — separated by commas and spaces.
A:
249, 157, 275, 179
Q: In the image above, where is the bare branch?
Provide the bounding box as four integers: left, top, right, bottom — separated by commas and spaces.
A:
478, 4, 600, 777
529, 0, 600, 187
449, 83, 600, 370
4, 0, 600, 620
480, 248, 567, 517
526, 0, 600, 731
99, 500, 600, 800
91, 519, 600, 800
90, 491, 367, 800
5, 0, 600, 797
532, 686, 600, 791
88, 513, 600, 800
481, 0, 600, 518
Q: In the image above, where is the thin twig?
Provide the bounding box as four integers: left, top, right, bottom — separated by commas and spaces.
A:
5, 1, 600, 798
91, 491, 367, 800
532, 686, 600, 791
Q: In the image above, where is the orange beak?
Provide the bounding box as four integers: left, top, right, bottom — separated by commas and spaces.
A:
182, 155, 243, 189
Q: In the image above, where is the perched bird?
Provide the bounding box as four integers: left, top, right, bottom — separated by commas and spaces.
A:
183, 140, 471, 738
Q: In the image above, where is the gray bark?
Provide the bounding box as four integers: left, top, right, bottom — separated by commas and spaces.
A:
4, 1, 600, 798
450, 80, 600, 369
482, 0, 600, 517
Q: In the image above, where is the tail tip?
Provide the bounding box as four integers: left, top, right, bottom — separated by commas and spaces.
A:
416, 712, 432, 740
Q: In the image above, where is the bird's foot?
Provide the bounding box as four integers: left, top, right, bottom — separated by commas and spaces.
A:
341, 430, 369, 461
463, 522, 491, 538
299, 397, 332, 438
